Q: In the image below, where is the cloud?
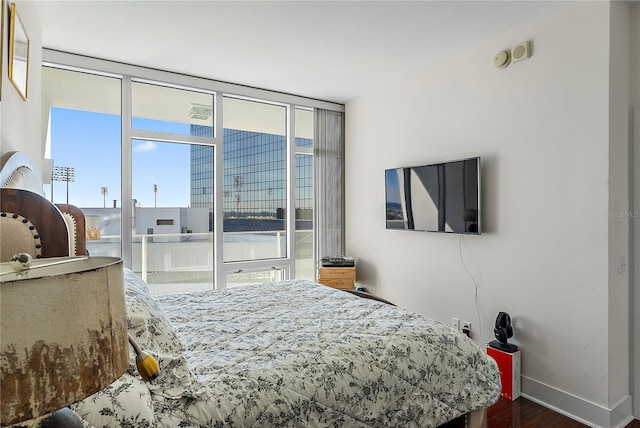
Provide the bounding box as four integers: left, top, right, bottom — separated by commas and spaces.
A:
133, 141, 157, 153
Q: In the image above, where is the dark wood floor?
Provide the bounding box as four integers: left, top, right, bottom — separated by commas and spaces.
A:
483, 396, 640, 428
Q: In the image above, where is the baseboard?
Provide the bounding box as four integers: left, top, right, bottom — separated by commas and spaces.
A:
521, 376, 634, 428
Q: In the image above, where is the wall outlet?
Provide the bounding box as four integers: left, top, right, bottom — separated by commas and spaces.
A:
452, 317, 460, 331
462, 321, 472, 337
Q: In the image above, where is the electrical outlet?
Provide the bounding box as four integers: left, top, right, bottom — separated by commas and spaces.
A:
452, 317, 460, 331
462, 321, 471, 337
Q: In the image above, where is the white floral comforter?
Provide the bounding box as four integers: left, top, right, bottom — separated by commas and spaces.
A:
75, 272, 500, 428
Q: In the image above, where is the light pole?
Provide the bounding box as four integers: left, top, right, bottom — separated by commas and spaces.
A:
51, 166, 75, 204
101, 187, 108, 208
234, 175, 243, 215
153, 184, 158, 208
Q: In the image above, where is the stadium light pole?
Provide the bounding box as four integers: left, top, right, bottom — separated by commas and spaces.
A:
101, 187, 108, 208
153, 184, 158, 208
51, 166, 75, 204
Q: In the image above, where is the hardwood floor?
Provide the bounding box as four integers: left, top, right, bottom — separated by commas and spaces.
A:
482, 397, 640, 428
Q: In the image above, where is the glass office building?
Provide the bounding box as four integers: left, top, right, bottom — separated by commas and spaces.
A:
189, 125, 313, 231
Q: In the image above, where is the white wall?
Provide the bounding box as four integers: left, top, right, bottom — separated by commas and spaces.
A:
1, 0, 42, 168
345, 2, 631, 426
631, 3, 640, 419
608, 1, 632, 419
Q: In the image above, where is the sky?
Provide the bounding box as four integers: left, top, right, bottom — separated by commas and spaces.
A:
49, 107, 312, 213
50, 107, 191, 208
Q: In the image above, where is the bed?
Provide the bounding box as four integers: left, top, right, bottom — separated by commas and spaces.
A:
0, 151, 501, 427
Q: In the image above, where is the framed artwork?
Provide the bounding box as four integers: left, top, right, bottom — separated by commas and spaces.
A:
8, 1, 29, 101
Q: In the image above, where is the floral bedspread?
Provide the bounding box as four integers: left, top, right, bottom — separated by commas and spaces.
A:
75, 273, 500, 428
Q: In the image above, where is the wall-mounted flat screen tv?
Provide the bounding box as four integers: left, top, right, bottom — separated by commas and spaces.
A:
385, 156, 481, 234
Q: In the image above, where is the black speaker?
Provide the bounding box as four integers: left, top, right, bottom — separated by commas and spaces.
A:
489, 311, 518, 353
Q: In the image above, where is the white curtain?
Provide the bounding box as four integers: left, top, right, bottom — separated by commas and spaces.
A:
314, 109, 345, 259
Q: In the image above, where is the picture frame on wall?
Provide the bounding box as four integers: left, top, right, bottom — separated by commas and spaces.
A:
8, 1, 29, 101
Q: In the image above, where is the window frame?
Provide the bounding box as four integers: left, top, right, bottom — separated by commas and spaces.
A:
43, 50, 343, 289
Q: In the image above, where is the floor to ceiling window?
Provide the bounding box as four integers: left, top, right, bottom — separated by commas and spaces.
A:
221, 97, 289, 286
130, 81, 215, 294
294, 107, 314, 281
43, 66, 122, 258
43, 62, 318, 292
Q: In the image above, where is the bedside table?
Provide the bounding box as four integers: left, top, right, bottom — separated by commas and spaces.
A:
318, 266, 356, 289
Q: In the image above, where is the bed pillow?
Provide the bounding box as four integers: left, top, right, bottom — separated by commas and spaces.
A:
123, 269, 201, 398
73, 373, 155, 428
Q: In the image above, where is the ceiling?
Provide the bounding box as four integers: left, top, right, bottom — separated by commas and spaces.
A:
33, 1, 572, 104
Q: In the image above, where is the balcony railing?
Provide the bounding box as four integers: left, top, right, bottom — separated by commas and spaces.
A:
88, 230, 313, 293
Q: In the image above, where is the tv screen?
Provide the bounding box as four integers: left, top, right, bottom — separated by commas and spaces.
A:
385, 157, 480, 234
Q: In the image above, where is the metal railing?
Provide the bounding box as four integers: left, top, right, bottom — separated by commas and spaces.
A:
88, 230, 311, 287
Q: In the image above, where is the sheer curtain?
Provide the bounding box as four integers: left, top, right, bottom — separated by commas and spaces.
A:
314, 109, 345, 260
